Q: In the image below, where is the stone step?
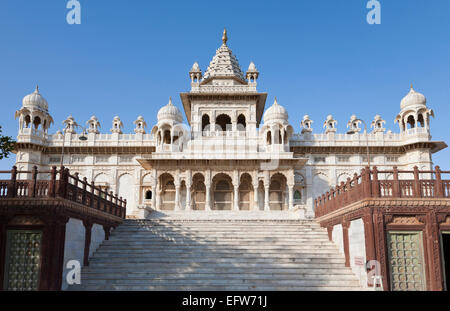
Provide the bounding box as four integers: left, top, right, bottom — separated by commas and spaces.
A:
97, 244, 338, 250
89, 255, 345, 263
80, 273, 358, 281
81, 267, 353, 274
77, 278, 361, 287
106, 232, 329, 242
93, 248, 341, 256
87, 260, 347, 268
70, 285, 362, 291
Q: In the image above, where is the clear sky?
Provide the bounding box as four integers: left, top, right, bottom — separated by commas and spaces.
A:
0, 0, 449, 170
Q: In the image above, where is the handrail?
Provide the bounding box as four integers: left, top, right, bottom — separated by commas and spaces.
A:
315, 165, 449, 218
0, 166, 126, 219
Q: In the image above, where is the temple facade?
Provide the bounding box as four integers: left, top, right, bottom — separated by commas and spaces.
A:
12, 30, 447, 219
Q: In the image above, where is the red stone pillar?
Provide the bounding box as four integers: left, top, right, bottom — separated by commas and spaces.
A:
373, 211, 389, 290
425, 211, 444, 291
342, 219, 351, 267
83, 221, 93, 267
435, 166, 444, 198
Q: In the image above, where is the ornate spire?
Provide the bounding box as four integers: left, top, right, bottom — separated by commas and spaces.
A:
222, 28, 228, 45
34, 85, 39, 94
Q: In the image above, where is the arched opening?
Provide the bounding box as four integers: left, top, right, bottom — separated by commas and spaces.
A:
237, 114, 246, 131
145, 190, 152, 200
216, 114, 231, 131
159, 173, 175, 210
269, 173, 287, 210
192, 173, 206, 210
417, 114, 425, 128
266, 131, 272, 145
163, 129, 171, 144
239, 174, 253, 211
212, 173, 232, 210
33, 116, 41, 130
201, 114, 210, 133
407, 115, 415, 129
24, 115, 31, 128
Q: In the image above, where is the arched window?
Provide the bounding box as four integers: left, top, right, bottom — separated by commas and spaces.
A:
145, 190, 152, 200
216, 114, 231, 131
202, 114, 210, 132
294, 190, 302, 200
237, 114, 246, 130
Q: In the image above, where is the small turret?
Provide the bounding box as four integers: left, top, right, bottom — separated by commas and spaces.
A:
395, 85, 434, 133
111, 116, 123, 134
323, 115, 337, 134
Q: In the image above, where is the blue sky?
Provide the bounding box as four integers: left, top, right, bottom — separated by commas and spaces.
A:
0, 0, 449, 170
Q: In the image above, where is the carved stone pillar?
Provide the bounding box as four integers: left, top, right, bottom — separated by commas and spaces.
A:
233, 171, 240, 211
205, 182, 211, 211
205, 170, 211, 211
151, 169, 157, 210
156, 189, 162, 211
174, 184, 180, 211
233, 185, 239, 211
253, 182, 259, 211
264, 186, 270, 211
185, 170, 192, 211
288, 185, 294, 210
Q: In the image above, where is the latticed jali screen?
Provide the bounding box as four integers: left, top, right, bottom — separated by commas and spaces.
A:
387, 232, 426, 291
4, 230, 42, 291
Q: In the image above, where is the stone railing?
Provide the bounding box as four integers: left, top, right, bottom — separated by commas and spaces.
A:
0, 166, 126, 219
190, 85, 257, 93
314, 166, 450, 218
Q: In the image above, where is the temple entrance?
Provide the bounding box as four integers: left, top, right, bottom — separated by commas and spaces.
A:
441, 232, 450, 291
213, 174, 232, 210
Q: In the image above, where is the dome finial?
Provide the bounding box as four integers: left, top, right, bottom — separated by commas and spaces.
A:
410, 83, 414, 90
34, 85, 39, 94
222, 28, 228, 45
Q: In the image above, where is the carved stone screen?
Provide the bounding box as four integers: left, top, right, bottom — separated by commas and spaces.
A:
3, 230, 43, 291
387, 231, 426, 291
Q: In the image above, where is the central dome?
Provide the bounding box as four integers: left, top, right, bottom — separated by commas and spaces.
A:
263, 98, 288, 123
157, 98, 183, 123
22, 86, 48, 111
400, 86, 426, 109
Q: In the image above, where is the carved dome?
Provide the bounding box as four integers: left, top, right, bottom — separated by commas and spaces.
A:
400, 86, 426, 110
22, 86, 48, 111
263, 98, 288, 124
157, 98, 183, 123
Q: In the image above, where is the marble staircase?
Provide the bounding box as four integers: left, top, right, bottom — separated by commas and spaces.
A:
71, 215, 362, 291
